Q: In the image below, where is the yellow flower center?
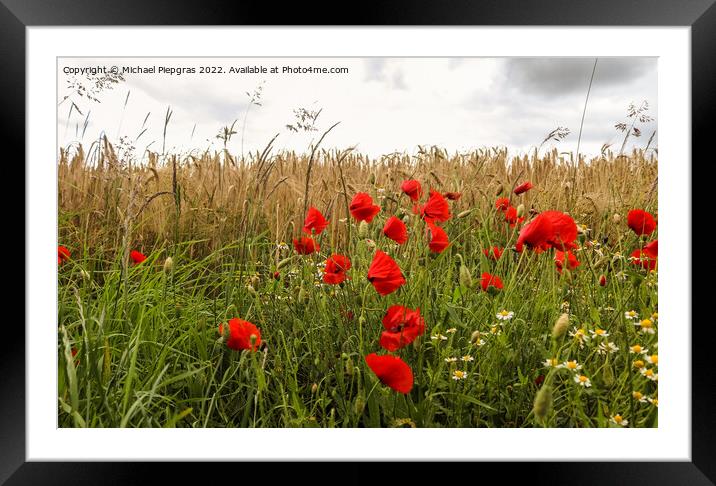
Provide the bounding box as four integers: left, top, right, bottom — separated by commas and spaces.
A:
499, 310, 509, 317
454, 371, 465, 379
633, 391, 643, 400
579, 375, 588, 383
651, 312, 658, 319
595, 329, 606, 335
613, 415, 623, 423
633, 360, 645, 369
651, 399, 658, 406
644, 369, 654, 377
566, 361, 577, 369
628, 311, 636, 317
640, 319, 653, 328
649, 354, 658, 364
631, 345, 643, 353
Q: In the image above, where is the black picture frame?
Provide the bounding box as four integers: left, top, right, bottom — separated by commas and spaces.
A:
6, 0, 714, 483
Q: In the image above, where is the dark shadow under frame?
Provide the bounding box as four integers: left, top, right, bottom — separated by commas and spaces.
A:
4, 0, 714, 484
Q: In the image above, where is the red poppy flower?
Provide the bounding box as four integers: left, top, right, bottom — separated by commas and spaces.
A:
130, 250, 147, 264
643, 239, 658, 258
495, 197, 511, 211
514, 181, 534, 195
379, 305, 426, 351
444, 192, 462, 201
400, 179, 422, 202
419, 190, 451, 223
427, 221, 450, 253
383, 216, 408, 245
273, 271, 281, 281
302, 206, 329, 235
293, 236, 319, 255
58, 245, 71, 265
534, 374, 545, 387
482, 246, 504, 260
627, 209, 657, 236
516, 211, 577, 252
350, 192, 381, 223
480, 272, 504, 292
503, 206, 525, 228
631, 249, 657, 271
323, 254, 351, 284
367, 250, 406, 296
365, 353, 414, 394
555, 250, 580, 273
221, 317, 262, 352
599, 274, 607, 287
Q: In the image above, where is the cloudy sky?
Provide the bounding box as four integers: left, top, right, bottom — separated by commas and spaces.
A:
57, 57, 657, 158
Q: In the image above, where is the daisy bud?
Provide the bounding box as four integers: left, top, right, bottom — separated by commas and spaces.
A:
533, 385, 553, 422
358, 220, 369, 238
613, 213, 621, 224
599, 274, 607, 286
457, 209, 473, 219
163, 256, 174, 273
459, 264, 473, 288
311, 383, 318, 394
552, 313, 570, 339
516, 204, 525, 218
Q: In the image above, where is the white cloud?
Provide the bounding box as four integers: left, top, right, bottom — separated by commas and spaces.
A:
57, 57, 657, 159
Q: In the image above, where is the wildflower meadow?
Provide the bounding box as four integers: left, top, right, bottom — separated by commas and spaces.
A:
57, 143, 658, 428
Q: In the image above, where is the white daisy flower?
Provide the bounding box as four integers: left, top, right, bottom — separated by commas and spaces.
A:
624, 310, 639, 320
496, 310, 514, 321
574, 374, 592, 387
632, 391, 648, 403
647, 397, 659, 407
597, 342, 619, 355
452, 370, 468, 380
640, 368, 658, 381
446, 328, 457, 334
589, 328, 609, 338
558, 360, 582, 372
635, 318, 655, 334
543, 358, 559, 368
645, 354, 658, 365
629, 344, 648, 355
444, 357, 458, 363
460, 355, 474, 362
610, 414, 628, 427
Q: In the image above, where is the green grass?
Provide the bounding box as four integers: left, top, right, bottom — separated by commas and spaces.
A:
58, 201, 658, 428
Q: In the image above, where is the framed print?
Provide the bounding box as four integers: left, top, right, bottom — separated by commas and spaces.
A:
8, 0, 715, 483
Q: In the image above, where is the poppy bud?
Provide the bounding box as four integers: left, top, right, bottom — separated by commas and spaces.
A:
516, 204, 525, 218
599, 274, 607, 286
613, 213, 621, 224
533, 385, 553, 422
459, 265, 473, 288
163, 256, 174, 273
298, 285, 308, 304
250, 333, 258, 347
277, 257, 293, 270
273, 271, 280, 280
311, 383, 318, 394
354, 394, 366, 415
470, 330, 482, 344
345, 358, 355, 376
602, 363, 615, 386
457, 209, 473, 219
358, 220, 369, 238
552, 313, 569, 339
